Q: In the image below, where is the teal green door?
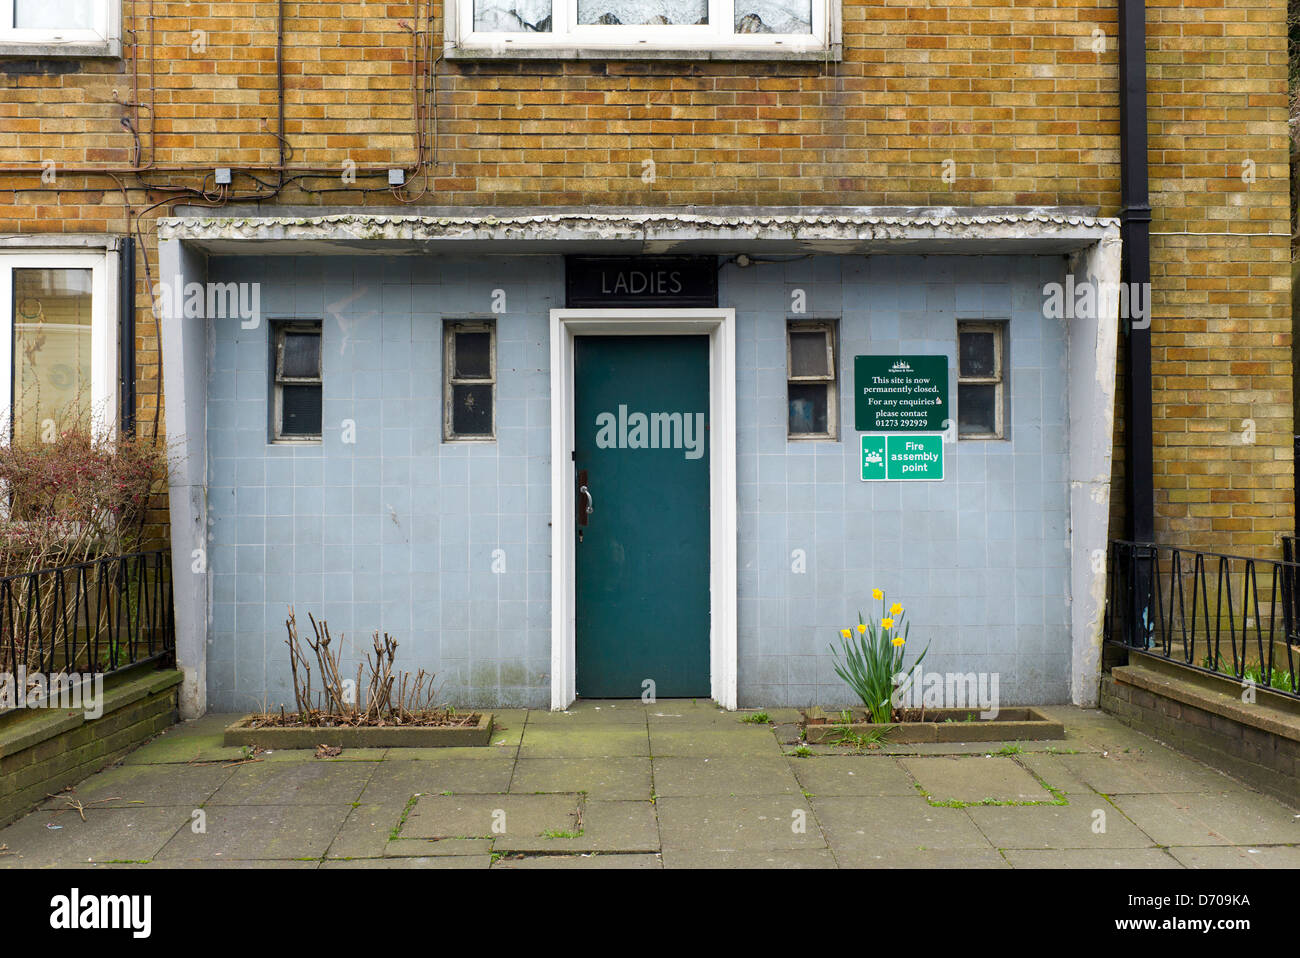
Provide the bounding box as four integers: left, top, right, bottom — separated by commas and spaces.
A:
574, 335, 710, 698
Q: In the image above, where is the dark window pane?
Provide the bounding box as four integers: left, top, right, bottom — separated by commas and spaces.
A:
281, 384, 322, 436
452, 383, 493, 436
788, 383, 828, 435
789, 330, 830, 378
959, 330, 996, 378
454, 331, 492, 379
281, 332, 320, 379
958, 383, 996, 436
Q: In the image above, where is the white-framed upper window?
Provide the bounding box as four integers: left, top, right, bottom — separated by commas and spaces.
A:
450, 0, 834, 57
1, 0, 118, 50
0, 251, 115, 445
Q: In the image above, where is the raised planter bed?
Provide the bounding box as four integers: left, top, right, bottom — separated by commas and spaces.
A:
224, 712, 493, 749
801, 707, 1064, 744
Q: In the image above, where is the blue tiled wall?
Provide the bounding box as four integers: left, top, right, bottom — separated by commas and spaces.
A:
204, 253, 1069, 711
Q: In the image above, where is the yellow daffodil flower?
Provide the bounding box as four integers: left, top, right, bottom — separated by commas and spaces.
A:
881, 617, 894, 630
856, 623, 867, 634
872, 588, 883, 601
890, 603, 903, 616
840, 629, 851, 638
892, 636, 905, 647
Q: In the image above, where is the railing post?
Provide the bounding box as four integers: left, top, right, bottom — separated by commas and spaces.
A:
1118, 540, 1157, 650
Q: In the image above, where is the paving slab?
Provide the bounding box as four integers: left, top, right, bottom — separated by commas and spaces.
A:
257, 748, 391, 762
901, 756, 1056, 804
813, 795, 994, 854
384, 837, 492, 857
773, 723, 803, 745
967, 800, 1156, 850
1003, 847, 1180, 868
494, 800, 660, 853
649, 728, 784, 757
487, 708, 530, 728
833, 846, 1011, 869
154, 804, 352, 861
1107, 790, 1300, 847
320, 856, 492, 869
652, 756, 801, 797
41, 762, 236, 810
1054, 750, 1236, 795
528, 703, 650, 726
121, 731, 246, 765
1166, 845, 1300, 868
205, 760, 377, 806
643, 699, 732, 717
1001, 848, 1182, 869
659, 847, 839, 868
791, 740, 1072, 757
385, 744, 518, 760
324, 803, 407, 859
483, 713, 527, 749
750, 707, 803, 725
518, 726, 650, 758
493, 853, 662, 868
510, 757, 651, 799
0, 807, 190, 867
400, 793, 579, 841
141, 858, 320, 869
358, 758, 514, 803
1015, 752, 1100, 795
646, 706, 753, 728
1053, 720, 1173, 754
789, 756, 924, 797
656, 796, 825, 853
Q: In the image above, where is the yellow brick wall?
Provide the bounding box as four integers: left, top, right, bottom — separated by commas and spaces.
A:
0, 0, 1290, 554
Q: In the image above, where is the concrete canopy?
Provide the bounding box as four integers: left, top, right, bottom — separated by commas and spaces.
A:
158, 205, 1113, 257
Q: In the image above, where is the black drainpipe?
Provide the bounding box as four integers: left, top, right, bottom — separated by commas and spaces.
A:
119, 234, 136, 439
1119, 0, 1154, 545
1118, 0, 1154, 651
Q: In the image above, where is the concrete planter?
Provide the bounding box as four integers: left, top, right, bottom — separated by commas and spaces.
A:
223, 712, 493, 749
802, 707, 1065, 744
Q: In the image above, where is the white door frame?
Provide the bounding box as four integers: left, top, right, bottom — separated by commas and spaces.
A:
549, 307, 737, 710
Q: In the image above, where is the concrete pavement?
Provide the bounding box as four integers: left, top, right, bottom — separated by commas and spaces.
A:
1, 701, 1296, 869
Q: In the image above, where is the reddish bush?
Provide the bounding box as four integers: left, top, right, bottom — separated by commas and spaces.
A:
0, 430, 167, 577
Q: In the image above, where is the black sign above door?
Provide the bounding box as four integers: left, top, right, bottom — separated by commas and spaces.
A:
566, 256, 718, 308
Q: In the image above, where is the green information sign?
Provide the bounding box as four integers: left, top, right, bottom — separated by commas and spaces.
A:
861, 434, 944, 481
854, 355, 949, 432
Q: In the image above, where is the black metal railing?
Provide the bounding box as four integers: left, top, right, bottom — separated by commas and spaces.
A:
1282, 535, 1300, 613
0, 549, 175, 684
1105, 540, 1300, 701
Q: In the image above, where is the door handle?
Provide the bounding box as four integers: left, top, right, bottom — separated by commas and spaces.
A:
577, 469, 592, 532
